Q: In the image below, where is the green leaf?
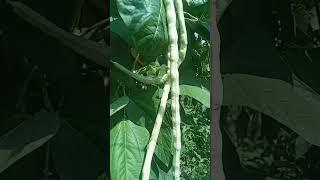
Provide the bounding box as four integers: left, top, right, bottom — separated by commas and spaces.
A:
110, 96, 130, 116
155, 128, 172, 167
0, 110, 60, 173
111, 18, 133, 46
117, 0, 168, 60
180, 85, 210, 108
130, 87, 159, 123
158, 167, 173, 180
110, 120, 150, 180
126, 99, 147, 126
223, 73, 320, 146
51, 121, 105, 180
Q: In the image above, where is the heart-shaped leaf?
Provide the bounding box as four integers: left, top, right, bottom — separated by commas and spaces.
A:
110, 120, 150, 180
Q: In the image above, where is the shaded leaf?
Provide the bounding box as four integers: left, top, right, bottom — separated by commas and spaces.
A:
110, 18, 133, 46
51, 121, 105, 180
0, 110, 59, 173
295, 136, 312, 159
110, 96, 129, 116
223, 73, 320, 146
180, 85, 210, 108
155, 128, 172, 168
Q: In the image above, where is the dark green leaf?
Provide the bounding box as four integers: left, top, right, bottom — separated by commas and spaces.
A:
111, 18, 133, 46
223, 73, 320, 146
0, 110, 59, 173
155, 128, 172, 167
110, 96, 130, 116
51, 121, 105, 180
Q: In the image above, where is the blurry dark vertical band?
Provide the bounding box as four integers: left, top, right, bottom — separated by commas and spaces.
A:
211, 0, 224, 179
105, 0, 110, 179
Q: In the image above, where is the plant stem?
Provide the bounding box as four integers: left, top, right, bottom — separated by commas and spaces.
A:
111, 60, 169, 85
80, 18, 109, 37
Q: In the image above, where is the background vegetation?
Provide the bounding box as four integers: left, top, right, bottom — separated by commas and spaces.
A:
219, 0, 320, 179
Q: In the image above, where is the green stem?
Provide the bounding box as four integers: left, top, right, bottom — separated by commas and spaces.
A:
111, 61, 169, 85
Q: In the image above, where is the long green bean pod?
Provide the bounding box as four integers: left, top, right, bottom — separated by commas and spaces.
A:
174, 0, 188, 67
142, 0, 187, 178
163, 0, 181, 179
141, 45, 172, 180
142, 81, 171, 180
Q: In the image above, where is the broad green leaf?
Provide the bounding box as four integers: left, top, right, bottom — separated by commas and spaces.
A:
117, 0, 168, 60
180, 85, 210, 108
0, 110, 59, 173
223, 73, 320, 146
110, 96, 130, 116
110, 120, 150, 180
51, 121, 105, 180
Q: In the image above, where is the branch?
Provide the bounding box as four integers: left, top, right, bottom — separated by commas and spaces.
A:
6, 0, 109, 68
111, 61, 169, 85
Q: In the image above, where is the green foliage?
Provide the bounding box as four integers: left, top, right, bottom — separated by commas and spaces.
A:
110, 0, 211, 179
223, 74, 320, 146
110, 96, 129, 116
117, 0, 168, 61
219, 0, 320, 178
0, 110, 59, 173
181, 97, 210, 179
0, 0, 108, 179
